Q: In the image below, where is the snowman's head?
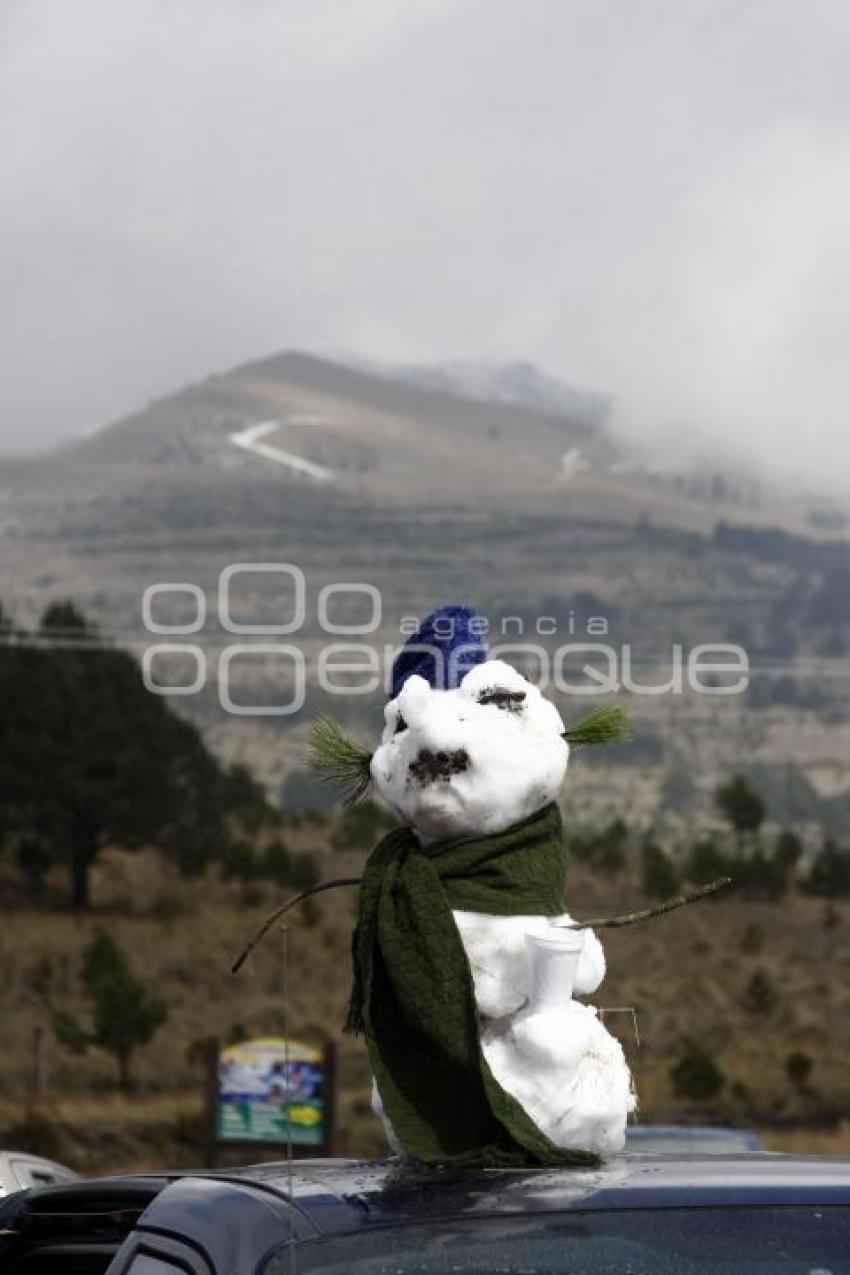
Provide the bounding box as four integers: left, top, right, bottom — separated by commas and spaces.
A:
309, 604, 627, 842
370, 658, 568, 843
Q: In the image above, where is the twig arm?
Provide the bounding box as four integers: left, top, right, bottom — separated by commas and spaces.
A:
560, 876, 732, 930
230, 876, 361, 973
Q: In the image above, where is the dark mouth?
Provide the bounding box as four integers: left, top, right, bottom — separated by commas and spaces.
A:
408, 748, 470, 786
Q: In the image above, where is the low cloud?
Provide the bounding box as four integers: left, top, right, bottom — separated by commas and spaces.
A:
1, 0, 849, 492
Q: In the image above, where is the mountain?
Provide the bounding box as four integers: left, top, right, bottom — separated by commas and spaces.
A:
24, 349, 613, 513
354, 356, 610, 425
1, 349, 848, 825
13, 347, 841, 529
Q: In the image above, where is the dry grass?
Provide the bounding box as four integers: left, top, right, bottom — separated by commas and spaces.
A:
2, 828, 849, 1174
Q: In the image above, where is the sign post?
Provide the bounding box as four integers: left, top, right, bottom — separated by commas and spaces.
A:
204, 1036, 338, 1167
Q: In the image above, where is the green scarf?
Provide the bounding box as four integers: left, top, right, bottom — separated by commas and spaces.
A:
346, 802, 598, 1168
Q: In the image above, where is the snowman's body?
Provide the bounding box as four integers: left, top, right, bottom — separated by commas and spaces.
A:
369, 654, 635, 1158
482, 989, 633, 1157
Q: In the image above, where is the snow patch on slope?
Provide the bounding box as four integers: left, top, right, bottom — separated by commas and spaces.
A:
229, 420, 334, 481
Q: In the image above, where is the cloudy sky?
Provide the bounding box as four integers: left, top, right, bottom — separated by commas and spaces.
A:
1, 0, 848, 488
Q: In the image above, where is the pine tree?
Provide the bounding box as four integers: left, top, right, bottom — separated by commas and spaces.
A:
715, 775, 766, 845
50, 930, 167, 1091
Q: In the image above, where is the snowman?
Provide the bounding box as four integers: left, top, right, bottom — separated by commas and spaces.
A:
312, 604, 635, 1167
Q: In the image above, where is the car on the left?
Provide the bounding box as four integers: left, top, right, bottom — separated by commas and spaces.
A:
0, 1150, 78, 1197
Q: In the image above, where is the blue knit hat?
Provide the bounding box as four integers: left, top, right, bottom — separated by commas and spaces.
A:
390, 604, 488, 699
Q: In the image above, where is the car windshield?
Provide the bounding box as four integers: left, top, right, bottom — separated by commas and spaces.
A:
283, 1208, 850, 1275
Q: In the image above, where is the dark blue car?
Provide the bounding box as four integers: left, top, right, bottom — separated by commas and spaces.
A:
624, 1124, 765, 1154
1, 1153, 848, 1274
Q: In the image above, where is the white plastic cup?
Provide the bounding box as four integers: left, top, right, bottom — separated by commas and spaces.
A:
525, 928, 586, 1009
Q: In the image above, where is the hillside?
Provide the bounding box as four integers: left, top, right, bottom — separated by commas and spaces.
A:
2, 814, 849, 1175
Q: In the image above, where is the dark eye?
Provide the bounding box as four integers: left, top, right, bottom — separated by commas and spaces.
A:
477, 688, 526, 711
394, 713, 408, 735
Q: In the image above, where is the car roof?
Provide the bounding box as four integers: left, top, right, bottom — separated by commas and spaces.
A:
625, 1125, 755, 1137
206, 1154, 850, 1235
4, 1154, 850, 1256
624, 1126, 763, 1147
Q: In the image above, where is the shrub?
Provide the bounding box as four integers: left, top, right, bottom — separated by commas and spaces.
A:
733, 850, 788, 901
775, 829, 803, 871
289, 851, 320, 892
595, 818, 629, 872
688, 837, 731, 883
173, 820, 217, 879
804, 839, 850, 897
785, 1050, 813, 1090
741, 969, 778, 1015
262, 838, 292, 886
641, 841, 679, 899
220, 839, 258, 885
670, 1037, 725, 1101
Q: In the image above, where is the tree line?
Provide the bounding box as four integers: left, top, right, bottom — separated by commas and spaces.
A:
0, 600, 296, 907
570, 772, 850, 903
